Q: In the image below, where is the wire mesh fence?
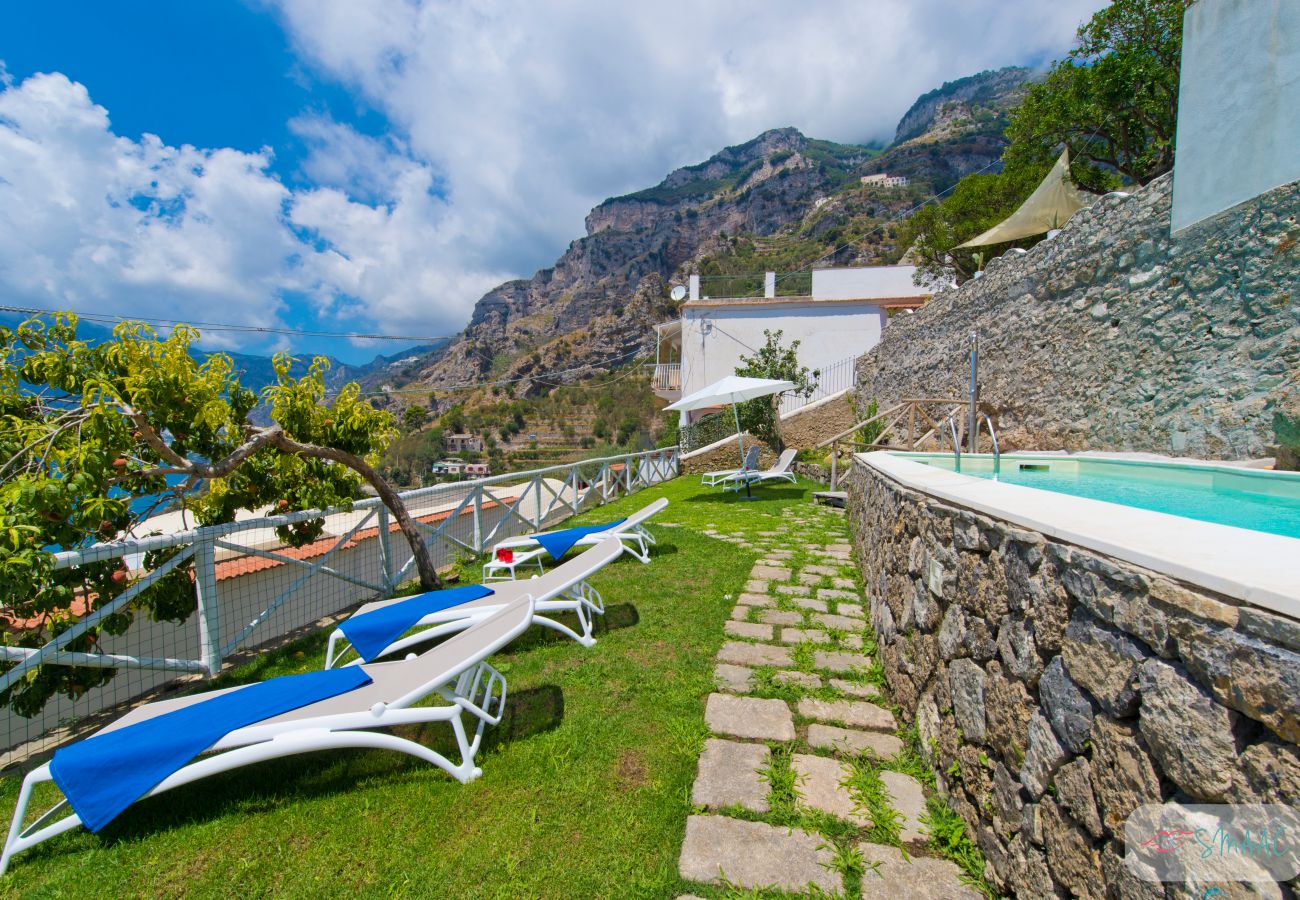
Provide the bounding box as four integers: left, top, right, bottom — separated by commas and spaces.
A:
0, 447, 679, 772
679, 411, 740, 452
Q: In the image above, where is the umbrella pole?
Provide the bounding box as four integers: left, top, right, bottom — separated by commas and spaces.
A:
732, 401, 758, 501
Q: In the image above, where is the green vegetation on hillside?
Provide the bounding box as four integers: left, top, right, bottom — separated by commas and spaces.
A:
902, 0, 1185, 284
382, 370, 664, 485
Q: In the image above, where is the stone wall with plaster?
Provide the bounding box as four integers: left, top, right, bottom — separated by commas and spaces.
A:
679, 433, 775, 475
854, 174, 1300, 459
777, 391, 859, 450
847, 456, 1300, 897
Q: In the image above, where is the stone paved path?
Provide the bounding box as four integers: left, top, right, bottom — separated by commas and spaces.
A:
677, 501, 976, 898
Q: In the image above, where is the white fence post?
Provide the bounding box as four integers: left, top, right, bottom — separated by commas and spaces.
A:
376, 505, 395, 591
194, 539, 222, 677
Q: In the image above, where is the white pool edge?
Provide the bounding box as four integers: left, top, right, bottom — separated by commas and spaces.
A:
859, 451, 1300, 621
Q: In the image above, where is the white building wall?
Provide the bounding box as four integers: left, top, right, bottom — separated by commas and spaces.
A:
811, 265, 928, 300
679, 301, 886, 420
1171, 0, 1300, 232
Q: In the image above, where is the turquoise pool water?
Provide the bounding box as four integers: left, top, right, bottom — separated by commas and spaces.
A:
905, 454, 1300, 540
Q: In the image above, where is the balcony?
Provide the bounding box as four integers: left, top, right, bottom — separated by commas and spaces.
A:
652, 362, 681, 399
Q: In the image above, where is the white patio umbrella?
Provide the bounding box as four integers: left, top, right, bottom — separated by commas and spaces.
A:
666, 375, 795, 498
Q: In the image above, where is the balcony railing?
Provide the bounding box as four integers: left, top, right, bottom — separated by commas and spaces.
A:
652, 363, 681, 392
0, 447, 680, 767
778, 354, 859, 417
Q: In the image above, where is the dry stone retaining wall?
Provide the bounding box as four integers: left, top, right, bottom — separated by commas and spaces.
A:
777, 390, 859, 450
854, 174, 1300, 459
847, 456, 1300, 898
678, 432, 774, 475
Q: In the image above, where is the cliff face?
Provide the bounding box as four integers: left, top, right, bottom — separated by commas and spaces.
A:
381, 68, 1034, 407
854, 173, 1300, 459
892, 66, 1034, 145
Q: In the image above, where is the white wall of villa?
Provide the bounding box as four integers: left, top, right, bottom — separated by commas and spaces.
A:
1171, 0, 1300, 231
662, 265, 931, 422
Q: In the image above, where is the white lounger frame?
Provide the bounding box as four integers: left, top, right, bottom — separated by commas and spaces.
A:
324, 537, 625, 668
1, 597, 536, 876
492, 497, 667, 565
701, 446, 760, 487
720, 448, 799, 491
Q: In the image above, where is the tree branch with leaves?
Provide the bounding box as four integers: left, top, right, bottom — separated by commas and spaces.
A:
0, 313, 441, 716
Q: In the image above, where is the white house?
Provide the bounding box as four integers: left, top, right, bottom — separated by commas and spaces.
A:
860, 173, 909, 188
653, 265, 932, 424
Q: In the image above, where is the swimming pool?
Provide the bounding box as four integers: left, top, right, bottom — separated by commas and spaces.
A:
898, 452, 1300, 540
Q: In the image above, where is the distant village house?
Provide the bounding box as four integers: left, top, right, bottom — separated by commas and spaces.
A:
860, 173, 908, 187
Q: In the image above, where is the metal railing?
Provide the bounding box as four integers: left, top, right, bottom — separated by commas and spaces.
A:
652, 363, 681, 392
815, 398, 971, 489
778, 354, 859, 417
1, 447, 679, 767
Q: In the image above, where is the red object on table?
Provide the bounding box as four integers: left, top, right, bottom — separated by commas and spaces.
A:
495, 548, 514, 563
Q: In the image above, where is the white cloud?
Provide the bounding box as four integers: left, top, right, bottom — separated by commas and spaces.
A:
0, 72, 305, 347
268, 0, 1107, 325
0, 3, 1107, 347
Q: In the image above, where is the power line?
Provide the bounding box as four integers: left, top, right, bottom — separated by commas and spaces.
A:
0, 304, 458, 344
772, 155, 1009, 284
356, 347, 649, 396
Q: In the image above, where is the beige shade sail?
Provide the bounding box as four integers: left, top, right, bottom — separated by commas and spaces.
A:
956, 150, 1092, 249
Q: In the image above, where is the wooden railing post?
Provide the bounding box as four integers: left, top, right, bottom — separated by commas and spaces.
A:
907, 403, 916, 449
830, 440, 838, 490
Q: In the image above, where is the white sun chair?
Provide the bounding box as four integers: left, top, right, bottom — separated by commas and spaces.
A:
720, 448, 798, 491
490, 497, 668, 565
0, 596, 535, 876
701, 445, 760, 487
324, 536, 625, 668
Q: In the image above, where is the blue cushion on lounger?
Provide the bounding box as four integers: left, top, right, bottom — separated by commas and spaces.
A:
532, 519, 626, 560
339, 584, 494, 662
50, 666, 373, 833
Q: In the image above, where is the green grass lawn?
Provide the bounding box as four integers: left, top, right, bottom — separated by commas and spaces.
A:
0, 477, 841, 899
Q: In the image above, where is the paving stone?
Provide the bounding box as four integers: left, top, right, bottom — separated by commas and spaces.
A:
798, 698, 897, 731
827, 543, 852, 552
802, 564, 838, 577
757, 530, 783, 537
692, 739, 770, 812
857, 843, 983, 899
678, 815, 842, 893
817, 588, 860, 601
705, 693, 795, 741
744, 579, 769, 593
725, 620, 774, 641
736, 592, 774, 607
813, 613, 861, 631
793, 753, 869, 825
775, 670, 823, 689
781, 627, 831, 645
814, 649, 872, 673
717, 641, 794, 668
797, 572, 822, 586
807, 724, 904, 757
714, 664, 754, 693
766, 549, 795, 559
837, 603, 865, 619
792, 597, 829, 612
759, 610, 803, 626
879, 770, 928, 844
776, 584, 812, 597
841, 635, 864, 650
729, 605, 751, 622
751, 565, 792, 581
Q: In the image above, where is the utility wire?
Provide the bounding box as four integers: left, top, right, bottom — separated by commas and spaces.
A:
0, 304, 458, 344
769, 152, 1003, 283
356, 347, 649, 396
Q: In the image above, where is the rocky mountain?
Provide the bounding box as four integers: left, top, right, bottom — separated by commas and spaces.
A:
374, 66, 1034, 409
893, 67, 1034, 144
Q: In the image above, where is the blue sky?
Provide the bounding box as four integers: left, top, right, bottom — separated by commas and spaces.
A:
0, 1, 1106, 365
